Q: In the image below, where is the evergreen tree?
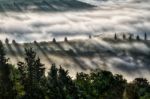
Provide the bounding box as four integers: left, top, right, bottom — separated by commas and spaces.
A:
0, 41, 17, 99
123, 34, 126, 40
58, 66, 79, 99
46, 64, 59, 99
18, 48, 45, 99
5, 38, 9, 44
47, 65, 79, 99
53, 38, 56, 43
136, 35, 140, 41
114, 33, 117, 40
89, 35, 92, 39
144, 32, 147, 40
64, 37, 68, 42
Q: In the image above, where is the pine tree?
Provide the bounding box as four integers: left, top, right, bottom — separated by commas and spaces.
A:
58, 66, 79, 99
47, 65, 79, 99
0, 41, 17, 99
18, 48, 45, 99
46, 64, 59, 99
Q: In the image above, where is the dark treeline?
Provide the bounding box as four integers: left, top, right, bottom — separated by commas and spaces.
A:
114, 33, 148, 41
0, 41, 150, 99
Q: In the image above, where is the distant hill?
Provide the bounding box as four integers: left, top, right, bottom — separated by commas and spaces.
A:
0, 0, 94, 12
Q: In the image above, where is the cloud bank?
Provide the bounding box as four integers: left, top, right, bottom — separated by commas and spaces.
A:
0, 0, 150, 42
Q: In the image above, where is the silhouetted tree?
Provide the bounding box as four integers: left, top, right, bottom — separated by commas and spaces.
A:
5, 38, 9, 44
58, 66, 79, 99
47, 65, 79, 99
18, 48, 45, 99
75, 72, 92, 98
76, 70, 126, 99
136, 35, 140, 41
64, 37, 68, 42
114, 33, 117, 40
124, 83, 139, 99
12, 40, 17, 45
46, 64, 59, 98
129, 34, 133, 40
89, 35, 92, 39
133, 78, 150, 98
0, 41, 17, 99
91, 70, 126, 99
144, 32, 147, 40
53, 38, 56, 43
123, 34, 126, 40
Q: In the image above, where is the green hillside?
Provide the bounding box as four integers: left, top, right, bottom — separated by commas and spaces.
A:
0, 0, 94, 11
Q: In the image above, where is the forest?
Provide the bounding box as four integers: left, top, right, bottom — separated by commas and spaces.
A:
0, 38, 150, 99
0, 0, 149, 99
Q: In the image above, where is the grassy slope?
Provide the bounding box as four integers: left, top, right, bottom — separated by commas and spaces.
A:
4, 37, 150, 81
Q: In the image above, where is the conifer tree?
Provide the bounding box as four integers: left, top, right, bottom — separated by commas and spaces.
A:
114, 33, 117, 40
58, 66, 79, 99
47, 65, 79, 99
46, 64, 59, 98
5, 38, 9, 44
0, 41, 17, 99
18, 48, 45, 99
64, 37, 68, 42
53, 38, 56, 43
129, 34, 133, 40
144, 32, 147, 40
89, 35, 92, 39
123, 34, 126, 40
136, 35, 140, 41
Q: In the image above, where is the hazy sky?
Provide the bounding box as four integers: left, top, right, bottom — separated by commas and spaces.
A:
0, 0, 150, 42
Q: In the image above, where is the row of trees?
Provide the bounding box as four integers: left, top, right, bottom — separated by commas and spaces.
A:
114, 33, 148, 41
0, 41, 150, 99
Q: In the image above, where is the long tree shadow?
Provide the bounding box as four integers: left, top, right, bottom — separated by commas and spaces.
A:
66, 41, 101, 69
12, 41, 24, 57
5, 41, 19, 62
53, 41, 89, 70
34, 41, 53, 64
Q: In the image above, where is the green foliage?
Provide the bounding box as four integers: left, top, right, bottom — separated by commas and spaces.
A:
0, 41, 18, 99
0, 46, 149, 99
46, 65, 79, 99
17, 48, 45, 99
75, 70, 126, 99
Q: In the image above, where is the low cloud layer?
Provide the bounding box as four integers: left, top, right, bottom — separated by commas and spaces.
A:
0, 0, 150, 42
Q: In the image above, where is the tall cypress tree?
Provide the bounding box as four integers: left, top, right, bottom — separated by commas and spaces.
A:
144, 32, 147, 40
114, 33, 117, 40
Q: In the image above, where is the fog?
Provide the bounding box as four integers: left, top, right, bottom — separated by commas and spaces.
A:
0, 0, 150, 81
0, 0, 150, 43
